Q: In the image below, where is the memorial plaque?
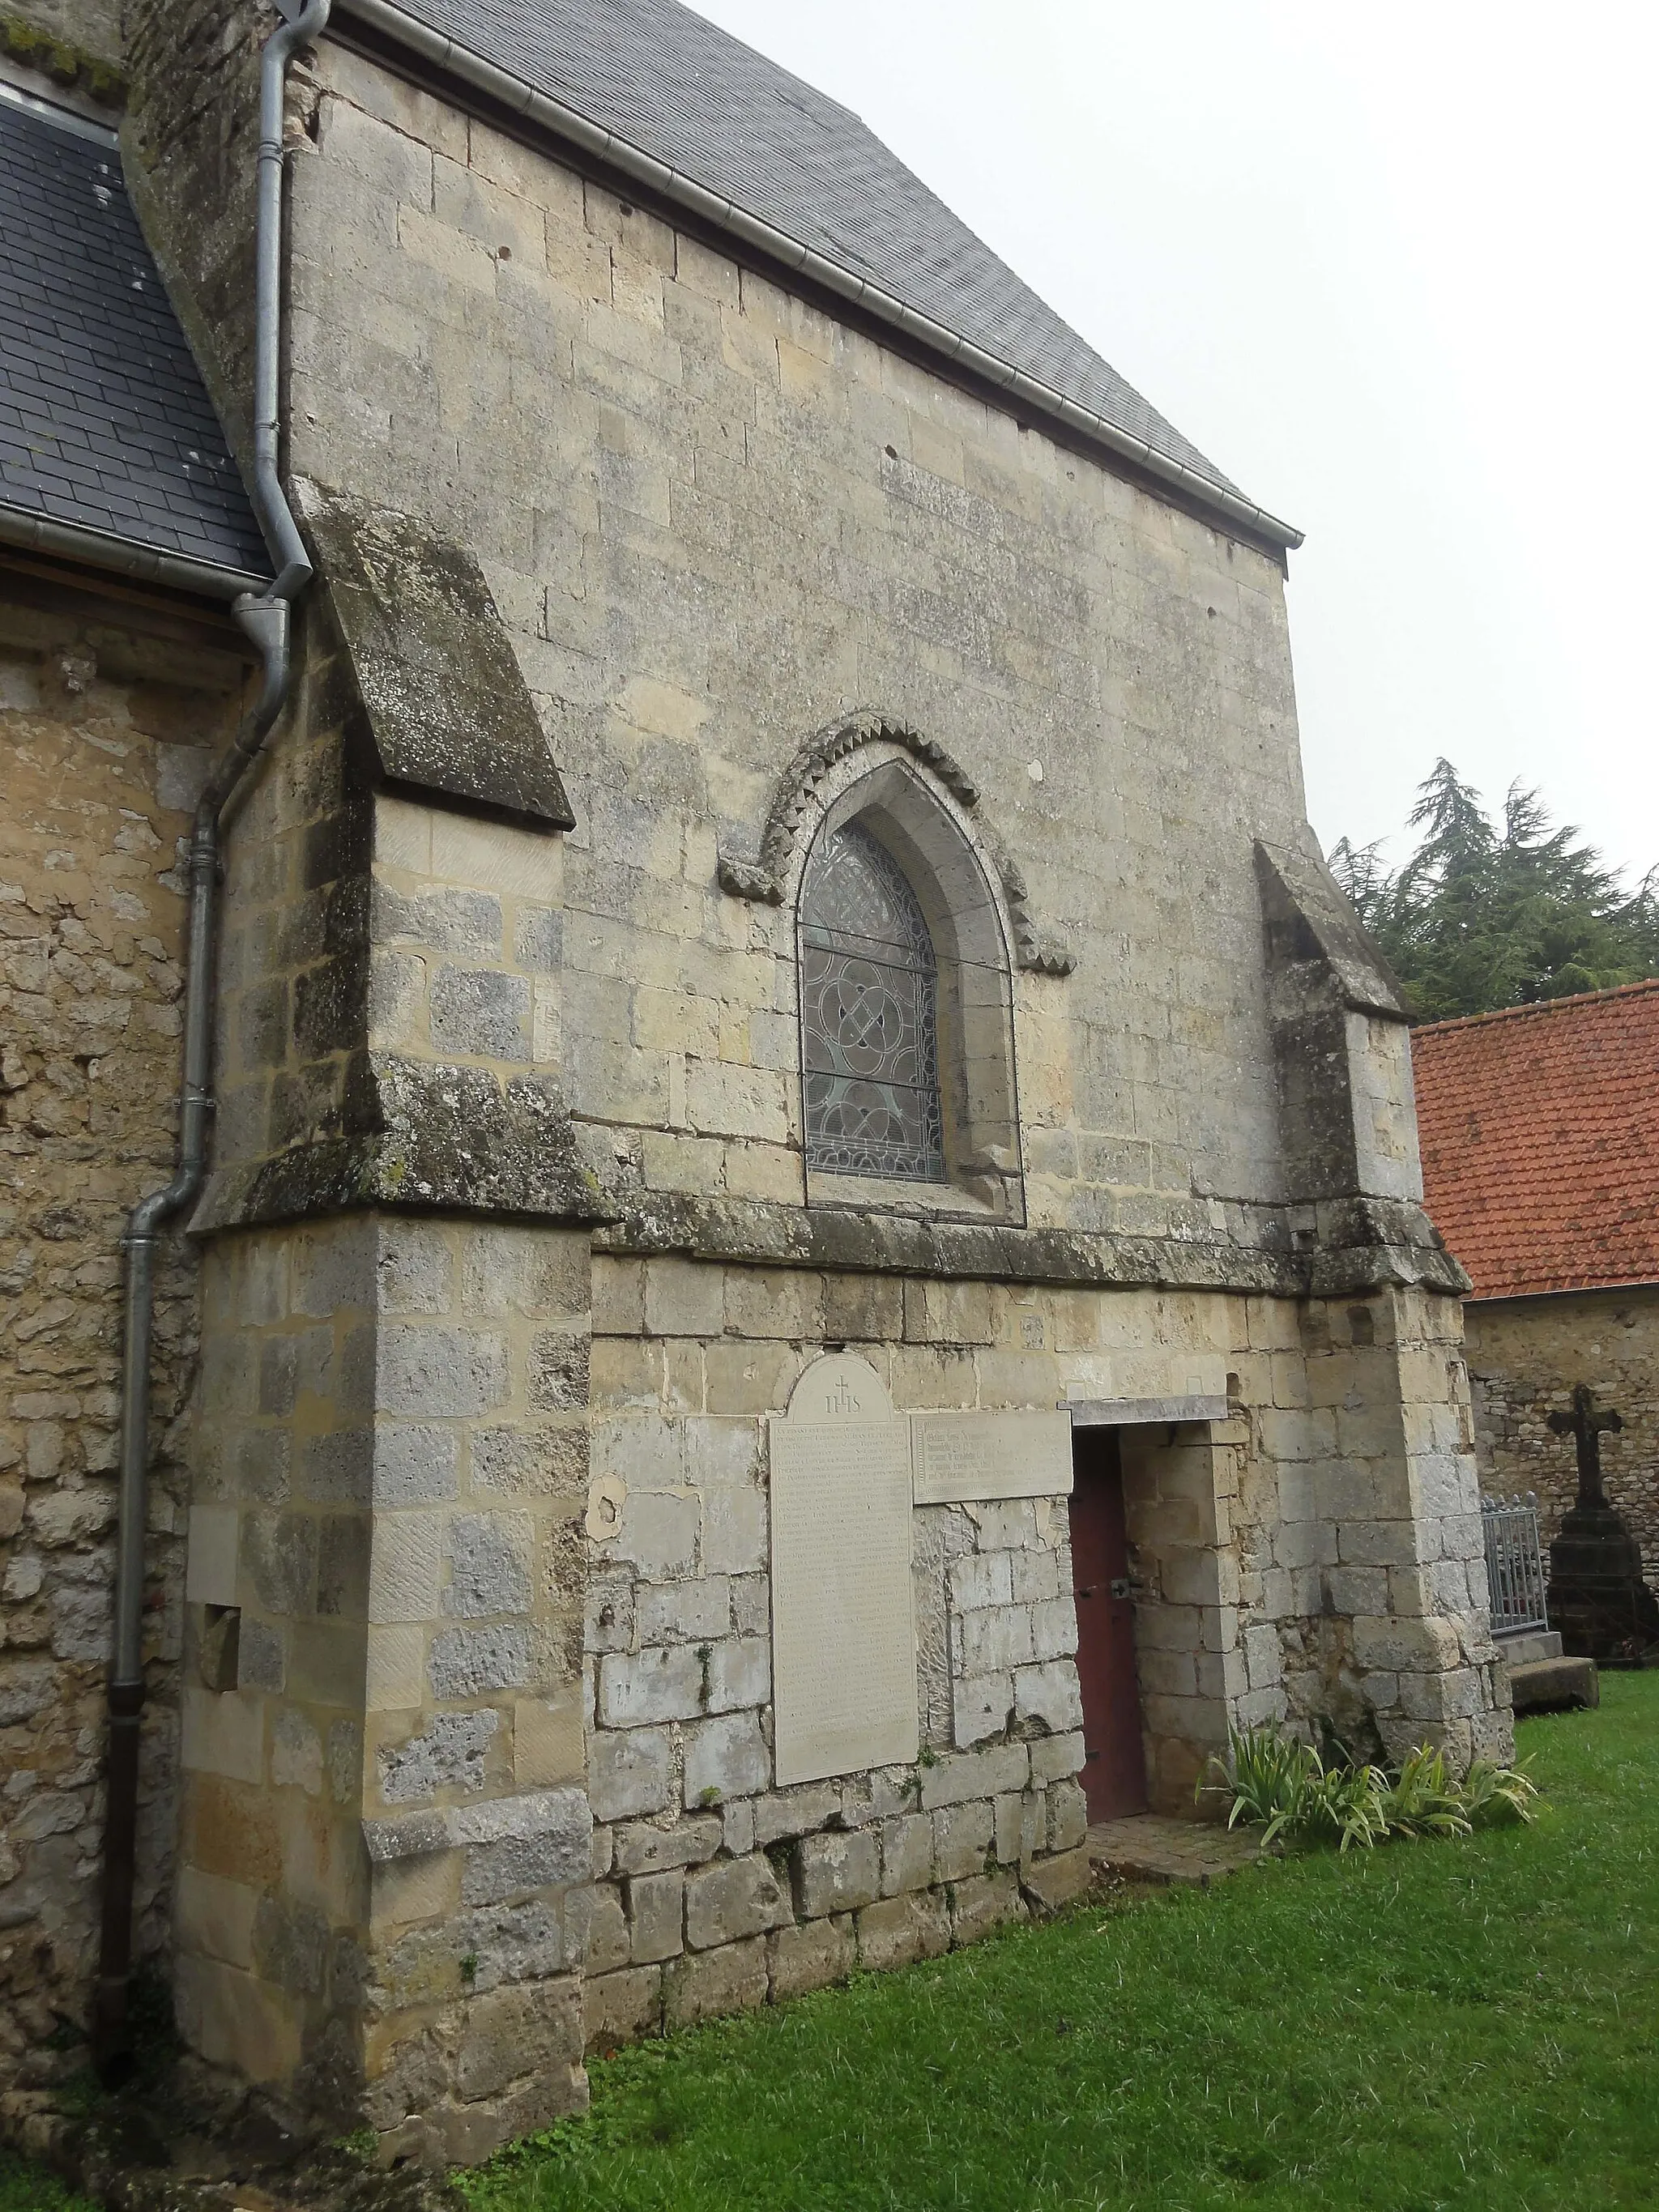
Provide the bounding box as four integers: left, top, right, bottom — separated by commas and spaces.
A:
769, 1354, 918, 1785
911, 1409, 1074, 1505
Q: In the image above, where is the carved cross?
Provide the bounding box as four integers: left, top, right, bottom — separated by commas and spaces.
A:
1548, 1383, 1623, 1511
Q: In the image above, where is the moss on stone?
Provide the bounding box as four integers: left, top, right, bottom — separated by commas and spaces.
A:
0, 14, 127, 104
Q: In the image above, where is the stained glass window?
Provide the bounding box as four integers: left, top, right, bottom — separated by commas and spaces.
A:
800, 821, 945, 1181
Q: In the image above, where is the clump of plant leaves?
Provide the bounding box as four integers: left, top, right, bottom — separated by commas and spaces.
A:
1461, 1754, 1546, 1825
1378, 1744, 1473, 1839
1203, 1721, 1537, 1849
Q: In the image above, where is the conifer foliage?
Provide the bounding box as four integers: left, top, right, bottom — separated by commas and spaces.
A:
1330, 760, 1659, 1022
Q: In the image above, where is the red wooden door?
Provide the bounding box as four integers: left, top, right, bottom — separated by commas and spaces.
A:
1068, 1429, 1148, 1822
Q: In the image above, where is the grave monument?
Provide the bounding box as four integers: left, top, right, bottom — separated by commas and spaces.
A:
1545, 1385, 1659, 1660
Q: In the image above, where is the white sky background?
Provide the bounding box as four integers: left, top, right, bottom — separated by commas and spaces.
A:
690, 0, 1657, 885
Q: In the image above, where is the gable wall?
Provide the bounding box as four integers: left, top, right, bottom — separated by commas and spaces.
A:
275, 40, 1307, 1242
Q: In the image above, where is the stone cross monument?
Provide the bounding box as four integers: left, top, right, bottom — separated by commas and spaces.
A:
1544, 1386, 1659, 1660
1547, 1384, 1623, 1511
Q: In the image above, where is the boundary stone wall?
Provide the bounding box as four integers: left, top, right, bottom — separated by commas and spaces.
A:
1466, 1288, 1659, 1578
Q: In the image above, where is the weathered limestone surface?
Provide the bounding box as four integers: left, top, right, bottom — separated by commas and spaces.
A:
0, 586, 246, 2101
176, 1213, 591, 2157
0, 4, 1514, 2162
1213, 1285, 1510, 1784
267, 38, 1306, 1252
579, 1255, 1094, 2037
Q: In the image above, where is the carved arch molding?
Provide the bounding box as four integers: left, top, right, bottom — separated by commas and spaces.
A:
715, 710, 1077, 977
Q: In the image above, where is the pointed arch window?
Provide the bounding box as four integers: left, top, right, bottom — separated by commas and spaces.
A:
800, 821, 946, 1181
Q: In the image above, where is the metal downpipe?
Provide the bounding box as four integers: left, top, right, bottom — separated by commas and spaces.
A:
94, 0, 331, 2074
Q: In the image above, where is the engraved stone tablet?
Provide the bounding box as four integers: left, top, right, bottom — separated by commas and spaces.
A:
911, 1409, 1074, 1505
769, 1354, 918, 1786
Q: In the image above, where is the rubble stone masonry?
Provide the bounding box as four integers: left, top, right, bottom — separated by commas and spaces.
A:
0, 575, 247, 2092
1466, 1289, 1659, 1578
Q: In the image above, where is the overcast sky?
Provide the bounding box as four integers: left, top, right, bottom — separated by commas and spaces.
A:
692, 0, 1657, 885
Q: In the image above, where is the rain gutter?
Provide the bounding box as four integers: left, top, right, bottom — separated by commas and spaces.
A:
0, 505, 271, 602
94, 0, 333, 2074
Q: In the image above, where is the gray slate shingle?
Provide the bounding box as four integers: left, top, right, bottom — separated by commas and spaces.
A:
0, 94, 269, 580
382, 0, 1247, 506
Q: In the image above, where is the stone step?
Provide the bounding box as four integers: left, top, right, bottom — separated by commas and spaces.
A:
1509, 1654, 1599, 1713
1495, 1628, 1563, 1668
1085, 1814, 1260, 1887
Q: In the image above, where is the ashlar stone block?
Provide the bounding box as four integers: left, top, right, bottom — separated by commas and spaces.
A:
682, 1709, 770, 1805
993, 1791, 1030, 1866
684, 1853, 792, 1949
446, 1513, 533, 1618
568, 1884, 629, 1975
701, 1485, 767, 1575
377, 1324, 510, 1419
597, 1645, 705, 1727
793, 1828, 881, 1918
953, 1671, 1013, 1749
1047, 1778, 1088, 1852
589, 1728, 672, 1822
663, 1933, 770, 2029
932, 1800, 994, 1882
878, 1813, 935, 1895
637, 1576, 730, 1644
584, 1965, 663, 2052
626, 1869, 685, 1963
949, 1869, 1026, 1947
1013, 1660, 1084, 1733
1030, 1730, 1085, 1786
769, 1915, 855, 2001
615, 1490, 699, 1579
612, 1813, 723, 1876
454, 1977, 582, 2103
378, 1710, 498, 1805
751, 1780, 841, 1847
919, 1742, 1030, 1809
855, 1891, 950, 1971
429, 1624, 530, 1700
704, 1634, 770, 1712
1021, 1846, 1094, 1914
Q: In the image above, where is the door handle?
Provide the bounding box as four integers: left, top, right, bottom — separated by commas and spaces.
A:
1075, 1585, 1095, 1599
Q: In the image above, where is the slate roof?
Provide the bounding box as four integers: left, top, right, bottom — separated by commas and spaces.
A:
0, 89, 269, 584
354, 0, 1286, 535
1412, 981, 1659, 1300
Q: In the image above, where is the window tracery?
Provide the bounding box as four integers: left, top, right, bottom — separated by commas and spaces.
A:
799, 821, 946, 1181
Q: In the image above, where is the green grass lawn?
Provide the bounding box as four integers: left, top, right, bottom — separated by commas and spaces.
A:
2, 1677, 1653, 2212
466, 1674, 1659, 2212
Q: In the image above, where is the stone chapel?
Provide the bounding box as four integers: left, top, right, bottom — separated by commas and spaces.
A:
0, 0, 1512, 2164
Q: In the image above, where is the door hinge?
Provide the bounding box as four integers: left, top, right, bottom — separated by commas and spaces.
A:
1108, 1577, 1132, 1600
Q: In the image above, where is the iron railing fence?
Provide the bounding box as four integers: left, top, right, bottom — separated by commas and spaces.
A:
1482, 1492, 1549, 1635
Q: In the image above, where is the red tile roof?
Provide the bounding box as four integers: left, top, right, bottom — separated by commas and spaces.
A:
1411, 980, 1659, 1300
